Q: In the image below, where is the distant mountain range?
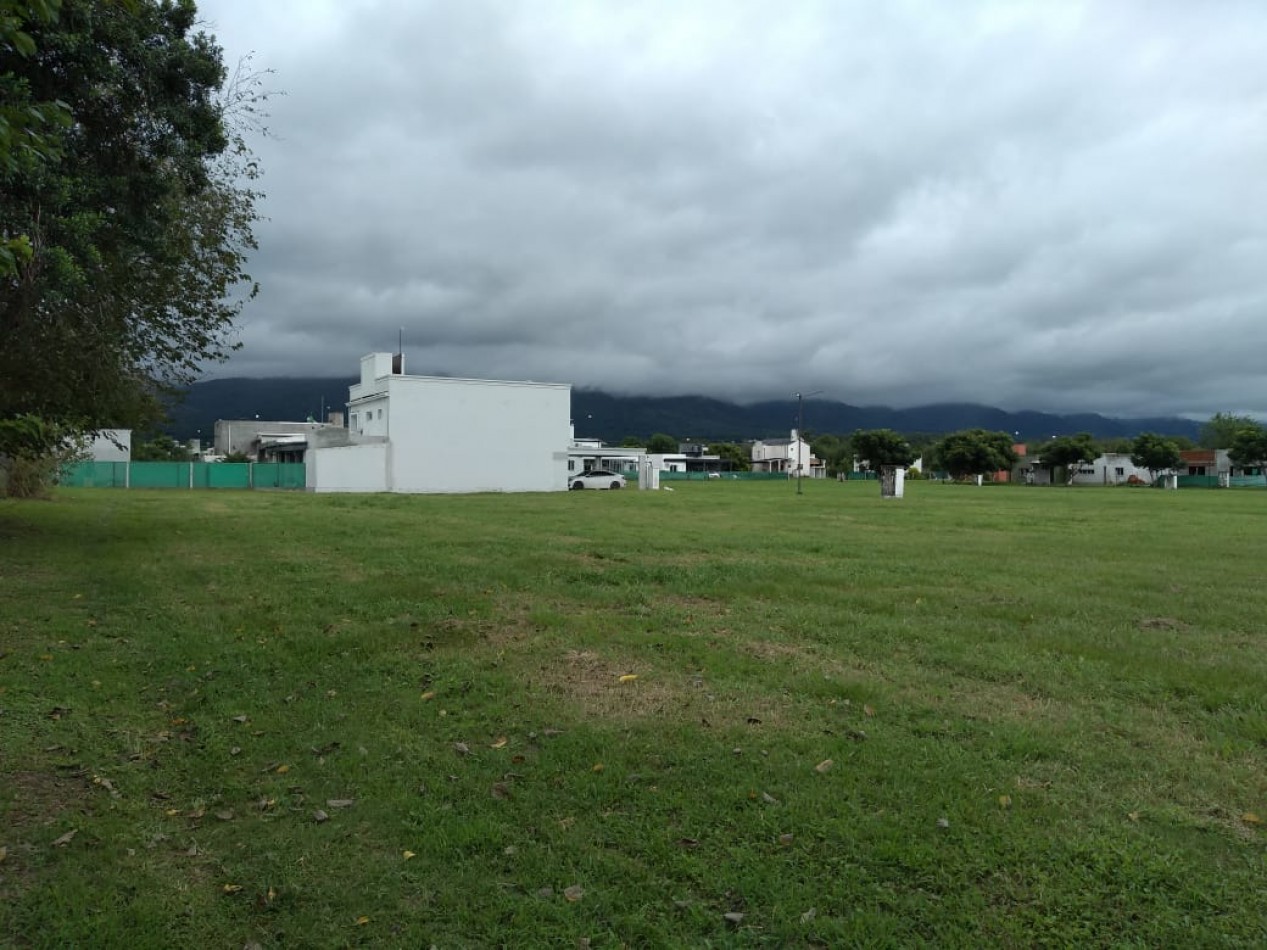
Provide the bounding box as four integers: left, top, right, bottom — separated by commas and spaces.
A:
165, 377, 1203, 444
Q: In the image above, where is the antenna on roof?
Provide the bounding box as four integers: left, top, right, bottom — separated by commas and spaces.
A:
393, 327, 404, 374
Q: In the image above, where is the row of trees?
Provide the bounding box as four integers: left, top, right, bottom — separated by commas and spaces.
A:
635, 416, 1267, 484
1, 0, 265, 495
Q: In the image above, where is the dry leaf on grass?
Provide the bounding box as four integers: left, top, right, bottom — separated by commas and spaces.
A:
215, 810, 234, 821
762, 792, 779, 804
723, 912, 744, 924
420, 691, 436, 701
1243, 813, 1262, 825
490, 737, 508, 749
800, 907, 817, 923
491, 783, 511, 801
313, 810, 329, 823
355, 916, 370, 926
564, 884, 585, 902
778, 833, 794, 846
51, 829, 77, 847
327, 799, 355, 808
618, 674, 638, 683
863, 704, 875, 717
402, 850, 416, 859
222, 883, 243, 894
453, 742, 470, 756
231, 715, 248, 723
814, 759, 834, 774
998, 795, 1013, 809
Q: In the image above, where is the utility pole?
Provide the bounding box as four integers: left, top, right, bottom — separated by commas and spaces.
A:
793, 390, 823, 495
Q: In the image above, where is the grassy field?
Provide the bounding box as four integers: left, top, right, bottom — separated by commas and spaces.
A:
1, 481, 1265, 947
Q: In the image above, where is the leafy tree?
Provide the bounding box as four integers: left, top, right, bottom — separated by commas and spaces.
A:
810, 433, 852, 476
1, 0, 71, 277
1129, 432, 1181, 483
1039, 432, 1098, 485
852, 429, 917, 472
133, 434, 192, 462
619, 436, 644, 448
707, 442, 750, 472
1, 0, 264, 446
1199, 412, 1259, 450
935, 429, 1018, 481
0, 411, 84, 497
1228, 423, 1267, 486
645, 433, 677, 454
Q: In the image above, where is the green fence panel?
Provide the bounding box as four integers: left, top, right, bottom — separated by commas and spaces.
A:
61, 461, 127, 487
1176, 475, 1220, 489
1230, 475, 1267, 488
128, 462, 189, 488
195, 463, 252, 489
254, 463, 306, 488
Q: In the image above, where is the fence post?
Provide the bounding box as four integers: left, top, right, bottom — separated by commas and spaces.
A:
249, 463, 254, 490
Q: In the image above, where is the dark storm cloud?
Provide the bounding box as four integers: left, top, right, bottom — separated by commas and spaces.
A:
199, 0, 1267, 417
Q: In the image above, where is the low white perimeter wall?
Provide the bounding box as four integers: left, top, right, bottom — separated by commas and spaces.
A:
307, 443, 388, 492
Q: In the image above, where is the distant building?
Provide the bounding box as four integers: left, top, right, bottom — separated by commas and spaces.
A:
751, 429, 824, 478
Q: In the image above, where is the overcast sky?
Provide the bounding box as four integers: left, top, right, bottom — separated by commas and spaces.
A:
196, 0, 1267, 418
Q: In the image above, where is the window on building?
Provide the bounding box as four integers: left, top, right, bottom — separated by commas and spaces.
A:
1115, 467, 1124, 476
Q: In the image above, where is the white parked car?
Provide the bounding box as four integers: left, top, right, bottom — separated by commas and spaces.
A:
569, 469, 627, 491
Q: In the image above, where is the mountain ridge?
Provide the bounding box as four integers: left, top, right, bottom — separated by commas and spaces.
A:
165, 377, 1203, 443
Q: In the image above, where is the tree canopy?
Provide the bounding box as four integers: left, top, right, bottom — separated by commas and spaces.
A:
1129, 433, 1181, 480
1227, 422, 1267, 485
1198, 412, 1258, 450
1, 0, 261, 444
934, 429, 1018, 480
1038, 432, 1098, 483
645, 433, 677, 454
852, 429, 917, 471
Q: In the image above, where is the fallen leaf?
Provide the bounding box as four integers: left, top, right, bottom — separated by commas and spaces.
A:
326, 799, 355, 809
313, 810, 329, 823
231, 715, 248, 723
576, 939, 592, 950
723, 912, 744, 924
800, 907, 817, 923
618, 674, 638, 683
267, 886, 277, 902
275, 764, 290, 775
491, 783, 511, 800
215, 810, 234, 821
1127, 811, 1140, 822
591, 763, 604, 773
355, 915, 370, 925
511, 754, 526, 764
564, 884, 585, 902
814, 759, 834, 774
778, 833, 794, 846
229, 747, 241, 757
936, 817, 950, 829
863, 704, 876, 717
453, 742, 470, 756
402, 850, 416, 860
222, 883, 243, 894
185, 844, 199, 856
762, 792, 779, 805
420, 691, 436, 701
746, 716, 762, 725
490, 737, 508, 749
998, 795, 1013, 809
1243, 812, 1262, 825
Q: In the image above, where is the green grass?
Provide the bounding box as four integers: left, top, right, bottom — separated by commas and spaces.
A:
2, 481, 1265, 947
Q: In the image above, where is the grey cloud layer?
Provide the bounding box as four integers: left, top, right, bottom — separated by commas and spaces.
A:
202, 0, 1267, 416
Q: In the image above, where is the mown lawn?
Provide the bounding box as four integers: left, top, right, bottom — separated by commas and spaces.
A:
1, 481, 1265, 947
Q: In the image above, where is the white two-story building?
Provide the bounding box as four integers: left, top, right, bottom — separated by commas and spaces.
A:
307, 353, 572, 493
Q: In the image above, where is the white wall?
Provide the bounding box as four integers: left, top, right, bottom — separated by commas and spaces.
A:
385, 376, 571, 493
1071, 453, 1154, 486
86, 429, 131, 462
307, 443, 389, 492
